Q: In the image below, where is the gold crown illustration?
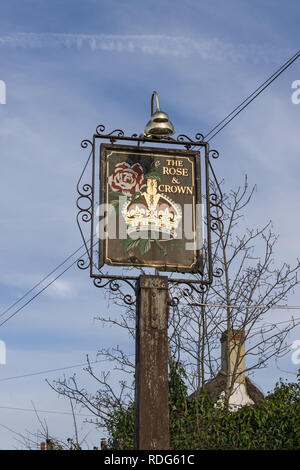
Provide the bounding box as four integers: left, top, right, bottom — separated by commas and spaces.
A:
121, 193, 182, 239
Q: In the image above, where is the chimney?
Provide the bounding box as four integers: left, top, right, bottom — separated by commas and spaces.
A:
220, 329, 246, 384
40, 440, 52, 450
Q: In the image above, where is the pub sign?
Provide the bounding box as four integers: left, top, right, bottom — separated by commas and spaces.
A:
98, 144, 203, 273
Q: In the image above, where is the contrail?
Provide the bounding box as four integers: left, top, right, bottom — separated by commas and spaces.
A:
0, 33, 291, 64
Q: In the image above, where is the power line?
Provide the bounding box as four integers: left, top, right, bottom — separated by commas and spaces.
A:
0, 359, 106, 383
0, 405, 95, 418
205, 48, 300, 142
189, 302, 300, 310
0, 238, 96, 328
0, 257, 81, 328
0, 422, 24, 439
187, 302, 300, 327
204, 48, 300, 140
0, 243, 86, 320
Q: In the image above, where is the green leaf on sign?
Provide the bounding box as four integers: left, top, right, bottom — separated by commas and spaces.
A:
138, 238, 151, 255
124, 237, 142, 253
154, 239, 168, 256
109, 199, 120, 215
109, 191, 125, 199
145, 171, 162, 182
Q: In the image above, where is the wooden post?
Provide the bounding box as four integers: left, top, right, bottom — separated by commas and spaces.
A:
134, 275, 170, 450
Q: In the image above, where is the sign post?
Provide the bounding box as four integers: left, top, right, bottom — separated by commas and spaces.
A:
76, 92, 222, 450
135, 275, 169, 450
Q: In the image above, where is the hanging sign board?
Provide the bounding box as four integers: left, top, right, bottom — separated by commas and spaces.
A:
99, 144, 203, 273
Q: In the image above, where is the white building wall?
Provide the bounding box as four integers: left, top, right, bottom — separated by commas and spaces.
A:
216, 382, 254, 411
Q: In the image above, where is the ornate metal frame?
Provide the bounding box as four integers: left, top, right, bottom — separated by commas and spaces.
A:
76, 125, 223, 304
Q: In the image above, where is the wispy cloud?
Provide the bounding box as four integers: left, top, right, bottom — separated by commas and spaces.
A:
0, 33, 292, 63
45, 279, 74, 299
0, 273, 74, 299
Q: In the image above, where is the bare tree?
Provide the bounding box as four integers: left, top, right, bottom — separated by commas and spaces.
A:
169, 177, 300, 402
46, 355, 134, 439
47, 176, 300, 428
18, 400, 91, 450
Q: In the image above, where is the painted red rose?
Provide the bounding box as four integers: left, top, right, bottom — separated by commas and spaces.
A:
108, 162, 146, 196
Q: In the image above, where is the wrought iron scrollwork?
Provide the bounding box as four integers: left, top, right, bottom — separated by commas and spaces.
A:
209, 149, 219, 159
195, 132, 205, 142
96, 124, 125, 138
169, 281, 208, 299
209, 196, 223, 247
81, 139, 93, 149
168, 295, 179, 307
95, 124, 106, 135
206, 148, 224, 280
177, 134, 194, 143
93, 276, 137, 305
209, 192, 224, 232
207, 147, 223, 235
177, 133, 204, 150
77, 257, 90, 271
76, 140, 94, 271
213, 266, 224, 278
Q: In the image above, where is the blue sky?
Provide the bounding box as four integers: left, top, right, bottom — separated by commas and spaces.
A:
0, 0, 299, 449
